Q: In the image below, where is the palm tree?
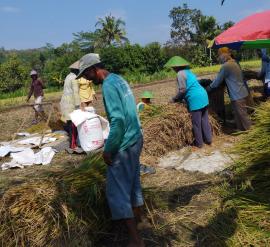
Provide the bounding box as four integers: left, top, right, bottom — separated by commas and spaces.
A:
95, 15, 129, 47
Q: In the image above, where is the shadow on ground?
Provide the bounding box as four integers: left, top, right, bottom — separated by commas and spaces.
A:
191, 161, 270, 247
168, 182, 212, 210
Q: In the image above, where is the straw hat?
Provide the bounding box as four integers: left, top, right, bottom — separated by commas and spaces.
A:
69, 60, 80, 69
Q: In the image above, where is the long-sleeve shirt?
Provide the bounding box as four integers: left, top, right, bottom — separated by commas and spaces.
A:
173, 69, 208, 111
28, 79, 44, 99
258, 54, 270, 84
60, 73, 80, 122
102, 73, 142, 154
210, 59, 249, 101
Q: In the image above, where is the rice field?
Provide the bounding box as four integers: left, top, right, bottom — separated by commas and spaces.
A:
0, 68, 269, 246
0, 60, 260, 110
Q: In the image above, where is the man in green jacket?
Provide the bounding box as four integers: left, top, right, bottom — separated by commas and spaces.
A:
77, 53, 144, 247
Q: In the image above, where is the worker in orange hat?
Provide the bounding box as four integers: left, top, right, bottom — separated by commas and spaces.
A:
207, 47, 252, 131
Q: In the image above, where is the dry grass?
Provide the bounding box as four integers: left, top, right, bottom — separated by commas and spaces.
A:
193, 101, 270, 246
0, 154, 109, 247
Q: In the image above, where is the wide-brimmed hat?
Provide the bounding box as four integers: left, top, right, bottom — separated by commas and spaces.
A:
69, 60, 80, 69
141, 91, 154, 99
30, 70, 38, 76
76, 53, 101, 79
164, 56, 190, 68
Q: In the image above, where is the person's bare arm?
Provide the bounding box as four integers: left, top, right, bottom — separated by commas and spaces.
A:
26, 83, 34, 102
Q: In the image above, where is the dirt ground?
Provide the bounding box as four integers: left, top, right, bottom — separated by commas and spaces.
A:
0, 77, 265, 246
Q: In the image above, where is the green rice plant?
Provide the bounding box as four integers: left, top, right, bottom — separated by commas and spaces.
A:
201, 101, 270, 246
241, 59, 261, 70
233, 101, 270, 170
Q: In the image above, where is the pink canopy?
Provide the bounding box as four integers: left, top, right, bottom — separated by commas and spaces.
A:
213, 10, 270, 49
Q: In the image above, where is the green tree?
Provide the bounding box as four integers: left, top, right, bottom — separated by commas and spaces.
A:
143, 42, 167, 74
100, 44, 144, 74
193, 15, 220, 47
95, 15, 129, 47
169, 3, 202, 45
222, 21, 234, 31
0, 47, 6, 63
43, 42, 83, 87
0, 54, 30, 93
73, 30, 100, 52
168, 4, 235, 66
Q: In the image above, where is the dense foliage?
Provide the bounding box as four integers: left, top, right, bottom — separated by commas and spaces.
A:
0, 54, 29, 93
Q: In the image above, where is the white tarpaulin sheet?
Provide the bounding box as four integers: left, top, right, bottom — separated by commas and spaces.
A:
17, 132, 31, 137
1, 147, 56, 170
158, 146, 234, 174
1, 160, 24, 170
0, 145, 27, 157
17, 136, 57, 146
34, 147, 56, 165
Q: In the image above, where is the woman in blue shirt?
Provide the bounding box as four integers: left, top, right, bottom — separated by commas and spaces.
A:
165, 56, 212, 148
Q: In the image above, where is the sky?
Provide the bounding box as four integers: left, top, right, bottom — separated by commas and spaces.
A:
0, 0, 270, 50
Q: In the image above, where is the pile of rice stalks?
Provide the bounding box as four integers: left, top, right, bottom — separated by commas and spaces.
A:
26, 121, 51, 133
26, 104, 64, 134
140, 104, 221, 164
0, 154, 109, 247
197, 101, 270, 246
232, 101, 270, 169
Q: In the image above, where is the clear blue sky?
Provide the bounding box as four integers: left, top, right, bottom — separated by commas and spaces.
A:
1, 0, 269, 50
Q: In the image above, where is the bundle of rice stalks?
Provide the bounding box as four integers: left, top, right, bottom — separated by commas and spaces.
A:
26, 121, 51, 133
232, 101, 270, 169
0, 180, 64, 247
140, 104, 221, 164
199, 101, 270, 246
26, 104, 63, 134
0, 154, 109, 247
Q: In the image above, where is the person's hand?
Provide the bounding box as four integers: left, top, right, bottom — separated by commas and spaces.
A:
103, 152, 112, 165
206, 86, 212, 93
80, 104, 85, 111
169, 98, 175, 104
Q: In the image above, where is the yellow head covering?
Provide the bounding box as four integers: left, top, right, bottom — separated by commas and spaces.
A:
217, 47, 233, 63
218, 47, 231, 56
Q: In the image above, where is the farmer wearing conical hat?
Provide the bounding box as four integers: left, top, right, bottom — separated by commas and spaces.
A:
70, 59, 97, 111
207, 47, 252, 131
137, 91, 154, 113
165, 56, 212, 148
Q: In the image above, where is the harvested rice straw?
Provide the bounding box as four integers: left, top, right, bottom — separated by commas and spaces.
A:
0, 154, 109, 247
140, 104, 221, 164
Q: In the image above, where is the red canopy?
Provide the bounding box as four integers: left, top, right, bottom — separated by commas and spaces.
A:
214, 10, 270, 49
